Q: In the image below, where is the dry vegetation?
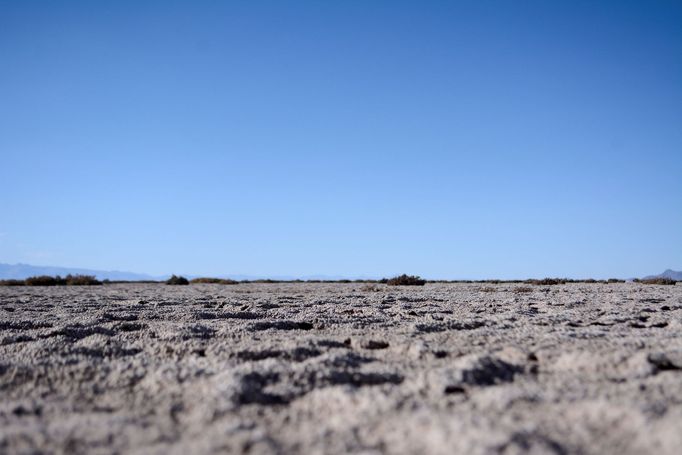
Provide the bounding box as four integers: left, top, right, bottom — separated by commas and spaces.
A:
190, 277, 239, 284
384, 274, 427, 286
0, 274, 669, 287
165, 275, 190, 285
637, 277, 677, 285
0, 275, 101, 286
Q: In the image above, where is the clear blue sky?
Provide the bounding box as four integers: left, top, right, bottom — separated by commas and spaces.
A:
1, 0, 680, 279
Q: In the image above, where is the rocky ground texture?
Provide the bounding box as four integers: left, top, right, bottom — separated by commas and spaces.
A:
1, 283, 681, 454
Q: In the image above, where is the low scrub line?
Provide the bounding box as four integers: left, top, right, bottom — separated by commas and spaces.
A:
0, 274, 102, 286
2, 275, 674, 286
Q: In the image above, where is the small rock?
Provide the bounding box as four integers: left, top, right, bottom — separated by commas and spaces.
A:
647, 351, 682, 371
362, 340, 390, 350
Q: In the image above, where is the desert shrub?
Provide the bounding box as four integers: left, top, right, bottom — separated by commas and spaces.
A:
607, 278, 625, 283
639, 277, 677, 285
65, 274, 101, 285
25, 275, 66, 286
190, 277, 239, 285
17, 275, 101, 286
385, 274, 426, 286
0, 279, 25, 286
166, 275, 189, 285
526, 278, 567, 286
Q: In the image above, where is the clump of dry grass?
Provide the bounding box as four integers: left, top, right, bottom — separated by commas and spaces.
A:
637, 278, 677, 285
190, 277, 239, 285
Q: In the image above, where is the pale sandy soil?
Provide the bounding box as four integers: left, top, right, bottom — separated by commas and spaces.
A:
1, 283, 681, 454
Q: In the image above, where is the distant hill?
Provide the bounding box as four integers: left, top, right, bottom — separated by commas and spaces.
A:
0, 263, 375, 282
0, 263, 163, 281
643, 269, 682, 281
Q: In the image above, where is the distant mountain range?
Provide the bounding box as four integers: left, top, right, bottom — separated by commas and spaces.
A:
2, 262, 679, 282
644, 269, 682, 281
0, 263, 372, 282
0, 263, 163, 281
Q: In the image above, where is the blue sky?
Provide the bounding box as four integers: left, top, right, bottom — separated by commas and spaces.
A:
1, 0, 680, 279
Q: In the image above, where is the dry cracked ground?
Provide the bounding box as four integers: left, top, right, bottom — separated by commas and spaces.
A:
1, 283, 682, 454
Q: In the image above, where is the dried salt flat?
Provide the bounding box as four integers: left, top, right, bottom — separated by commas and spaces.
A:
1, 282, 681, 454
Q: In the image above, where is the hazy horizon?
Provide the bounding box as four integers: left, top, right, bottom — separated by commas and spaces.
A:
0, 261, 679, 282
2, 1, 681, 279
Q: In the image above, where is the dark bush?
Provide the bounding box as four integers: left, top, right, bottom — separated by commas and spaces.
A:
639, 277, 677, 285
607, 278, 625, 283
65, 274, 101, 285
0, 279, 25, 286
190, 277, 239, 285
166, 275, 189, 285
25, 275, 66, 286
385, 274, 426, 286
21, 275, 101, 286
